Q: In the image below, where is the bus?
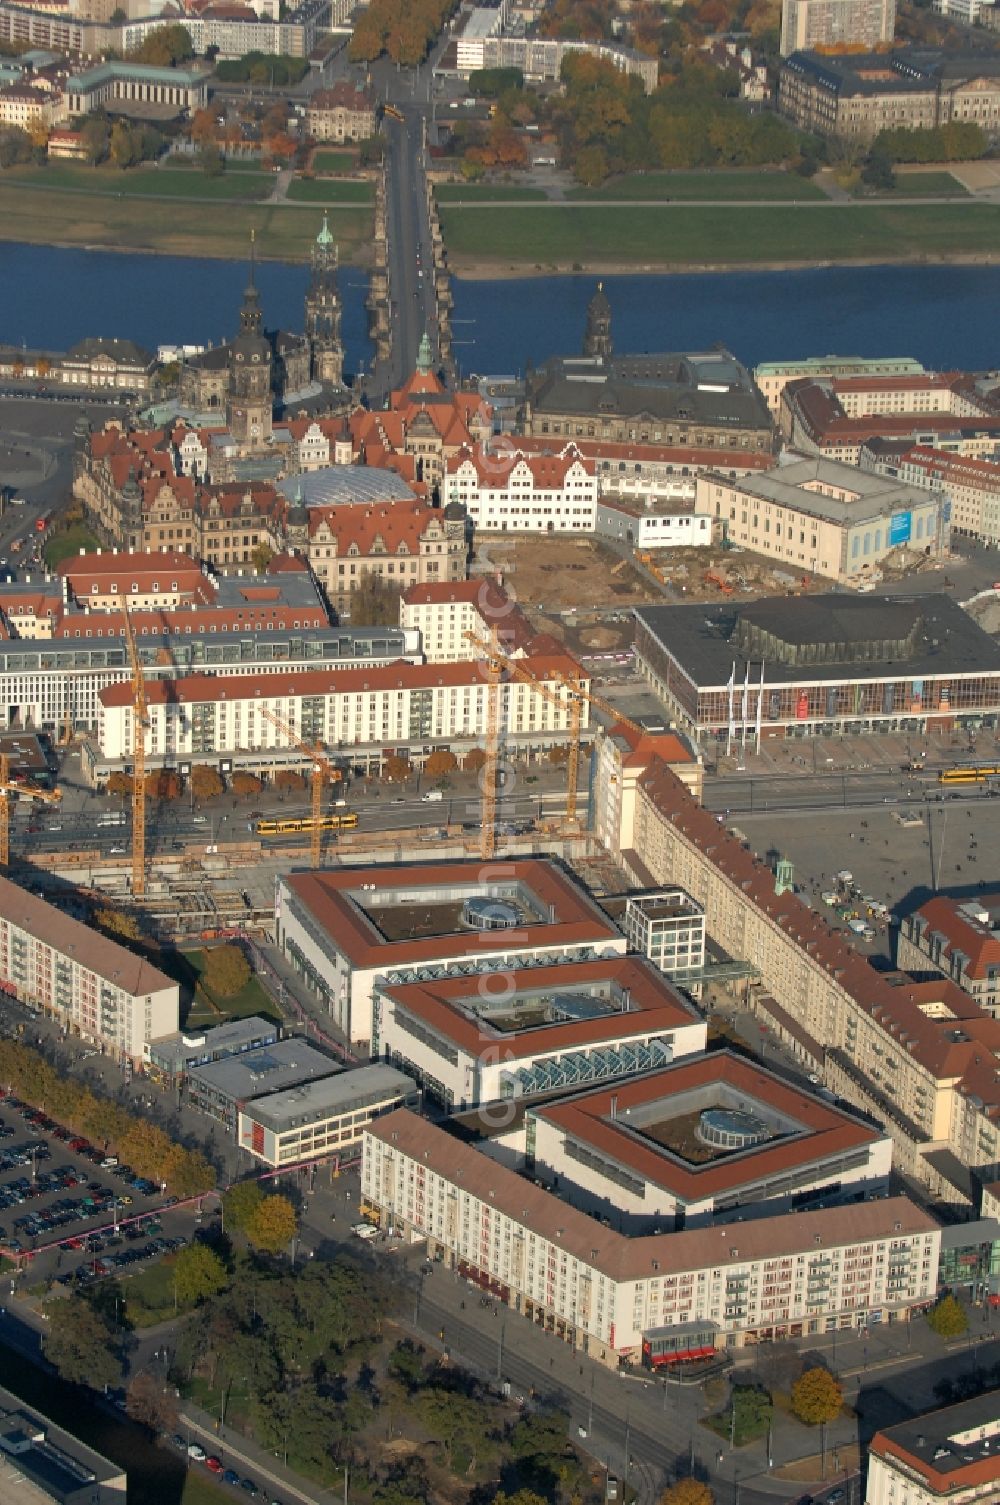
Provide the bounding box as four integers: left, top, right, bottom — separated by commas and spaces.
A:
34, 511, 50, 533
255, 812, 358, 836
938, 765, 1000, 785
641, 1322, 718, 1369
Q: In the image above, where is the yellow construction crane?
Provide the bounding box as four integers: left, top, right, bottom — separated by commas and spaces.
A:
259, 706, 342, 870
465, 631, 647, 831
120, 605, 148, 898
0, 754, 61, 867
480, 633, 501, 861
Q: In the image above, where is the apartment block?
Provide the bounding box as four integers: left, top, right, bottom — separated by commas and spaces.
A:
780, 0, 896, 58
611, 758, 1000, 1204
96, 648, 587, 776
866, 1395, 1000, 1505
0, 873, 178, 1063
399, 578, 536, 664
363, 1110, 939, 1361
898, 895, 1000, 1019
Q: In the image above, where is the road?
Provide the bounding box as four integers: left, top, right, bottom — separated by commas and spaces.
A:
376, 106, 439, 393
701, 768, 987, 817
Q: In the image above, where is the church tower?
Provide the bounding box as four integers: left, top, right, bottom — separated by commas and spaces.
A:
228, 234, 273, 450
583, 281, 613, 360
305, 214, 344, 386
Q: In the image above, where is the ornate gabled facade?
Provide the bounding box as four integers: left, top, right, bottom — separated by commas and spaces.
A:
307, 498, 466, 613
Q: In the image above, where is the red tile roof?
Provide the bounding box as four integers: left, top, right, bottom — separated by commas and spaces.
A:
283, 858, 620, 970
367, 1109, 937, 1283
536, 1051, 884, 1199
448, 442, 595, 487
99, 650, 588, 711
637, 760, 1000, 1114
307, 498, 449, 552
382, 955, 700, 1062
910, 894, 1000, 983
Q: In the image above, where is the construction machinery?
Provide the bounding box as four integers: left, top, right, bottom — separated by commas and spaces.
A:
464, 630, 648, 837
120, 604, 148, 898
259, 706, 342, 870
0, 755, 61, 867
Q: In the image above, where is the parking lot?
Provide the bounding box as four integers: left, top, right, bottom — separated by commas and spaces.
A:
0, 1095, 192, 1285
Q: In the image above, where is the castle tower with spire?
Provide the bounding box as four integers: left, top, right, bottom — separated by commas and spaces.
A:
305, 214, 344, 387
583, 280, 613, 360
227, 233, 273, 450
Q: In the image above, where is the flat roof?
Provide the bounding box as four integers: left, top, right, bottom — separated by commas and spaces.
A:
635, 592, 1000, 689
871, 1393, 1000, 1492
0, 872, 173, 999
367, 1109, 937, 1282
378, 955, 700, 1062
246, 1064, 417, 1131
188, 1039, 340, 1103
281, 859, 623, 970
148, 1015, 278, 1071
710, 454, 930, 526
0, 1386, 122, 1493
532, 1051, 884, 1200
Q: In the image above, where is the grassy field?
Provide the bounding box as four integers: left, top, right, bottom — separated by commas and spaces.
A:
0, 180, 371, 261
9, 163, 272, 201
123, 1253, 180, 1326
286, 176, 374, 203
440, 201, 1000, 267
566, 170, 827, 201
178, 947, 281, 1028
313, 149, 358, 173
854, 169, 969, 198
44, 522, 100, 569
435, 182, 548, 201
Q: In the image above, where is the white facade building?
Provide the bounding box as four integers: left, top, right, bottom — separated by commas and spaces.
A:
866, 1396, 1000, 1505
237, 1065, 419, 1169
97, 651, 586, 769
595, 499, 715, 550
0, 873, 178, 1063
373, 955, 706, 1108
276, 860, 623, 1047
362, 1109, 940, 1360
399, 578, 535, 664
623, 889, 706, 978
444, 444, 599, 534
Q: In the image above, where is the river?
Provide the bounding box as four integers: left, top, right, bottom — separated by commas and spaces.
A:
3, 242, 1000, 378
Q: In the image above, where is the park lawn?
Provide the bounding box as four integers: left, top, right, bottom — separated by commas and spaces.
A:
0, 181, 371, 261
183, 1476, 232, 1505
287, 176, 374, 203
8, 163, 272, 201
43, 522, 99, 569
565, 170, 827, 201
179, 947, 281, 1026
853, 169, 969, 198
122, 1253, 181, 1326
435, 182, 548, 201
313, 148, 358, 173
440, 201, 1000, 267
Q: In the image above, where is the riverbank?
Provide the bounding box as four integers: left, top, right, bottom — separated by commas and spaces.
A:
0, 179, 372, 263
440, 200, 1000, 276
452, 248, 1000, 279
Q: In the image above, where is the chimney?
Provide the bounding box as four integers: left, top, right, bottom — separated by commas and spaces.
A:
610, 1095, 618, 1121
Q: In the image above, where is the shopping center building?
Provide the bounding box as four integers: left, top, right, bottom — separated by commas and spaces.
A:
276, 859, 627, 1049
362, 1108, 939, 1362
372, 954, 706, 1108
